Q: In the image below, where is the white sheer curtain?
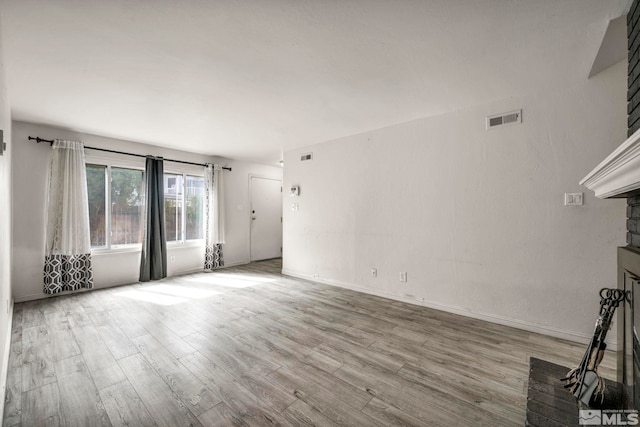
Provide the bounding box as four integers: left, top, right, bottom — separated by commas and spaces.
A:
43, 140, 93, 294
204, 164, 225, 270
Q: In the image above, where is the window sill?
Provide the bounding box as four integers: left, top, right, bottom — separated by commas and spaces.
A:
90, 241, 204, 256
91, 245, 142, 256
167, 241, 205, 250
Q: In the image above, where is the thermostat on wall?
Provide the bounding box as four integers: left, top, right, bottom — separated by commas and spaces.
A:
290, 185, 300, 196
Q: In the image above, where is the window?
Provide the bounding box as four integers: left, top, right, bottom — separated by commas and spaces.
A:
164, 173, 204, 243
86, 165, 106, 247
185, 176, 205, 240
111, 168, 143, 245
164, 174, 183, 242
86, 164, 143, 249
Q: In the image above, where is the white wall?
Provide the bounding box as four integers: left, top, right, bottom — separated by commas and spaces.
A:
11, 121, 282, 302
283, 60, 628, 344
0, 4, 12, 419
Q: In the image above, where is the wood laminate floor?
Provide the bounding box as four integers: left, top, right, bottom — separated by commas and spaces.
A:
3, 259, 615, 426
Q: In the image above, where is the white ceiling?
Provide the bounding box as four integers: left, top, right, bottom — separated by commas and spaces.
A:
0, 0, 632, 165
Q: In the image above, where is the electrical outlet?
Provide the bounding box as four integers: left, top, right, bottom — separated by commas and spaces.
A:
400, 272, 407, 282
170, 256, 176, 263
371, 268, 377, 278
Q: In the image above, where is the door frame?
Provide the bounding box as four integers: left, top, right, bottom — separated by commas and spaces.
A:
248, 174, 283, 262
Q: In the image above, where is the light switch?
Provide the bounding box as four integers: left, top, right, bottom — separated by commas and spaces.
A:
564, 193, 584, 206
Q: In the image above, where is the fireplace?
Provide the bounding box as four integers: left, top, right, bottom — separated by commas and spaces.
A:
580, 125, 640, 411
565, 0, 640, 413
618, 246, 640, 410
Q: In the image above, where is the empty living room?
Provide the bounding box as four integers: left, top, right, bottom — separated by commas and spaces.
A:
0, 1, 638, 426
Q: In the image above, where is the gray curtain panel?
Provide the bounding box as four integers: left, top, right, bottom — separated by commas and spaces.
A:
139, 156, 167, 282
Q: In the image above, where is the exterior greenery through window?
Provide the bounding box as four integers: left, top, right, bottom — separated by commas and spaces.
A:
86, 165, 106, 247
86, 165, 204, 249
164, 174, 204, 243
86, 164, 143, 248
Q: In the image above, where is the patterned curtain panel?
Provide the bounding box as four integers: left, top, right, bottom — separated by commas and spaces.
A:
139, 156, 167, 282
43, 140, 93, 294
204, 164, 225, 270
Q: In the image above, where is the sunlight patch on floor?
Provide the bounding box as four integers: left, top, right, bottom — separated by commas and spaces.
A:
114, 285, 222, 305
143, 284, 220, 299
182, 273, 276, 288
113, 271, 276, 305
114, 289, 189, 306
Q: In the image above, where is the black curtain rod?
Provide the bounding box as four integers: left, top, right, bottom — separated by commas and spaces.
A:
28, 136, 232, 171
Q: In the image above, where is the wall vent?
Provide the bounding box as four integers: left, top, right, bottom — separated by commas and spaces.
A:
300, 153, 313, 161
486, 109, 522, 130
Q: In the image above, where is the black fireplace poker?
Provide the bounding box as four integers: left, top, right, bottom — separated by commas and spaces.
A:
561, 288, 627, 406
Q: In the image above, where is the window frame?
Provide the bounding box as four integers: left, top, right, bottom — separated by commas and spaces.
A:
164, 170, 206, 246
85, 153, 146, 254
85, 152, 206, 252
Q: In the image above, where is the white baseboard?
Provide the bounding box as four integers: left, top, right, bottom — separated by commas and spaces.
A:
282, 269, 598, 346
14, 281, 124, 302
15, 291, 72, 303
170, 267, 207, 276
222, 260, 250, 268
0, 298, 13, 422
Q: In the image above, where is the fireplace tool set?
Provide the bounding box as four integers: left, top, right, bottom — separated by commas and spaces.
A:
561, 288, 627, 406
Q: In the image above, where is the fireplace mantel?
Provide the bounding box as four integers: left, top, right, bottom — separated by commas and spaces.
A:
581, 129, 640, 199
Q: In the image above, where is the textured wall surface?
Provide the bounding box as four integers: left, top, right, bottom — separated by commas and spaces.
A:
629, 0, 640, 136
628, 196, 640, 246
0, 5, 12, 418
283, 60, 627, 344
628, 0, 640, 246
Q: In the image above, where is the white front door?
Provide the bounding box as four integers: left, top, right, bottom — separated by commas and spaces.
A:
250, 176, 282, 261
